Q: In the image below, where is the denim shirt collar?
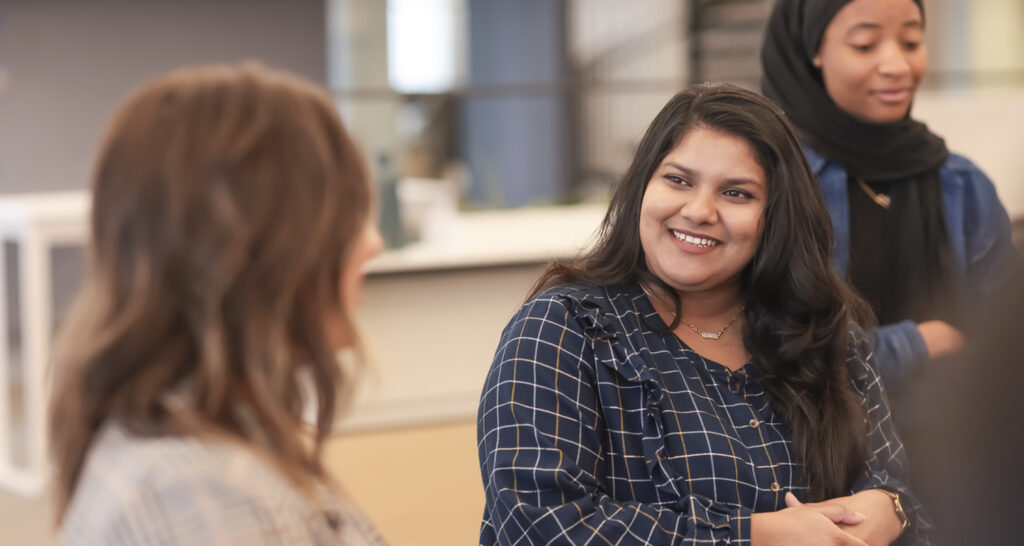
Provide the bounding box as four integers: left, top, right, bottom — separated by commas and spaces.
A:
802, 145, 829, 175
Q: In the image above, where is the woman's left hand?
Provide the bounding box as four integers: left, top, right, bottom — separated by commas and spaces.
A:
785, 490, 902, 546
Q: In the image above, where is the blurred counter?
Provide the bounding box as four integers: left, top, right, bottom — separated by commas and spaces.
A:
367, 202, 605, 274
348, 203, 605, 431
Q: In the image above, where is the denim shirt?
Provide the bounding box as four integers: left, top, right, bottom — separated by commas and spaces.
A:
806, 147, 1018, 383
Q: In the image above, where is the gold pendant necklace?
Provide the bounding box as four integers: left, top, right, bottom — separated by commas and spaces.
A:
639, 283, 744, 341
857, 178, 891, 209
679, 307, 744, 341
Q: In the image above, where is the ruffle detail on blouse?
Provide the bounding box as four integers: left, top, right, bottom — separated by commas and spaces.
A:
571, 293, 618, 342
559, 285, 665, 407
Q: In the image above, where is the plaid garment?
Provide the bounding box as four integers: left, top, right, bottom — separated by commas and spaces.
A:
477, 282, 931, 545
59, 424, 386, 546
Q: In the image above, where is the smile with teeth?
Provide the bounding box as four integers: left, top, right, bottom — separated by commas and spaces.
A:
672, 230, 718, 248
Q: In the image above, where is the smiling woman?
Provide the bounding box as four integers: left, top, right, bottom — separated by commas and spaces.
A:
762, 0, 1018, 388
761, 6, 1021, 521
476, 84, 930, 545
640, 128, 767, 301
638, 127, 767, 370
812, 0, 928, 124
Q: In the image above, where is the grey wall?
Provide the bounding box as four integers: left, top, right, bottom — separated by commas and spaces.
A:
0, 0, 326, 193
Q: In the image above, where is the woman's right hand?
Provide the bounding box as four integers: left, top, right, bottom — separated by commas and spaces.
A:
750, 493, 869, 546
917, 320, 966, 359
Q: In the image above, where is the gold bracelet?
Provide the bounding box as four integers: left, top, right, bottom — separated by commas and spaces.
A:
877, 489, 910, 533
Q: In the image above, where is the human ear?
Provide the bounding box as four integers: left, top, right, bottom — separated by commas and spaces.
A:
812, 54, 823, 68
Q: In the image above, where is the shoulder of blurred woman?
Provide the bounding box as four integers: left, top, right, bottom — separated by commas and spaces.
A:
938, 151, 1018, 270
59, 422, 339, 544
937, 152, 1002, 199
938, 152, 996, 187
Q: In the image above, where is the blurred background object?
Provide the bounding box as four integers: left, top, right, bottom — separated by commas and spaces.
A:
0, 1, 1021, 544
909, 270, 1024, 545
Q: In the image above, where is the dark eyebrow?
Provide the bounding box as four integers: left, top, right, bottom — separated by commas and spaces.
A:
724, 178, 764, 188
845, 22, 882, 34
663, 162, 694, 176
662, 162, 764, 188
845, 19, 923, 35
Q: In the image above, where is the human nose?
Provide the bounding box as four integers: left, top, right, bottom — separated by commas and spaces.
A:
680, 189, 717, 225
877, 42, 911, 78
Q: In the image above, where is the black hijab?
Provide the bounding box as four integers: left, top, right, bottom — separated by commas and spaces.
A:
761, 0, 959, 331
761, 0, 947, 181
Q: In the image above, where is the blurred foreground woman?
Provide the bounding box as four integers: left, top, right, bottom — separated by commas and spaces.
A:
49, 63, 385, 545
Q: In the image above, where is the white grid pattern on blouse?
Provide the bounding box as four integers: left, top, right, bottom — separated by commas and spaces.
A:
478, 282, 931, 545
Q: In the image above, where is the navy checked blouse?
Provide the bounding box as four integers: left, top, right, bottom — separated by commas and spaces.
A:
477, 282, 930, 545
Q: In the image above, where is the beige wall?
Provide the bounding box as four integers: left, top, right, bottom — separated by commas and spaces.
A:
969, 0, 1024, 75
914, 91, 1024, 219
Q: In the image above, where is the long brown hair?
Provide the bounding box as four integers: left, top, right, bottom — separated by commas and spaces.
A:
533, 84, 873, 501
49, 63, 371, 519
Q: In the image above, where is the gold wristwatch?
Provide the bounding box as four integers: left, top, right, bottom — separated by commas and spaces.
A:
878, 489, 909, 533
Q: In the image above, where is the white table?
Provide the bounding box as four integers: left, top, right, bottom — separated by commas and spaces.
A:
0, 191, 89, 495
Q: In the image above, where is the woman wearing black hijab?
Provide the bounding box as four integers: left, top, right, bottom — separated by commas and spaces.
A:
761, 0, 1017, 390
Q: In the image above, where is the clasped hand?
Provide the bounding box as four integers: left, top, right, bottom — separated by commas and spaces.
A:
751, 490, 901, 546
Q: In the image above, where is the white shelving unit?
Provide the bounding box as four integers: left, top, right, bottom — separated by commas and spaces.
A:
0, 192, 89, 496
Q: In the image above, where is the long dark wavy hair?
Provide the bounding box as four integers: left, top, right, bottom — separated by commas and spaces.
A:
532, 83, 873, 501
49, 63, 371, 520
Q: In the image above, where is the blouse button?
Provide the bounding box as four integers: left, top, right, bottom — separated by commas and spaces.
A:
749, 418, 760, 428
770, 482, 781, 492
